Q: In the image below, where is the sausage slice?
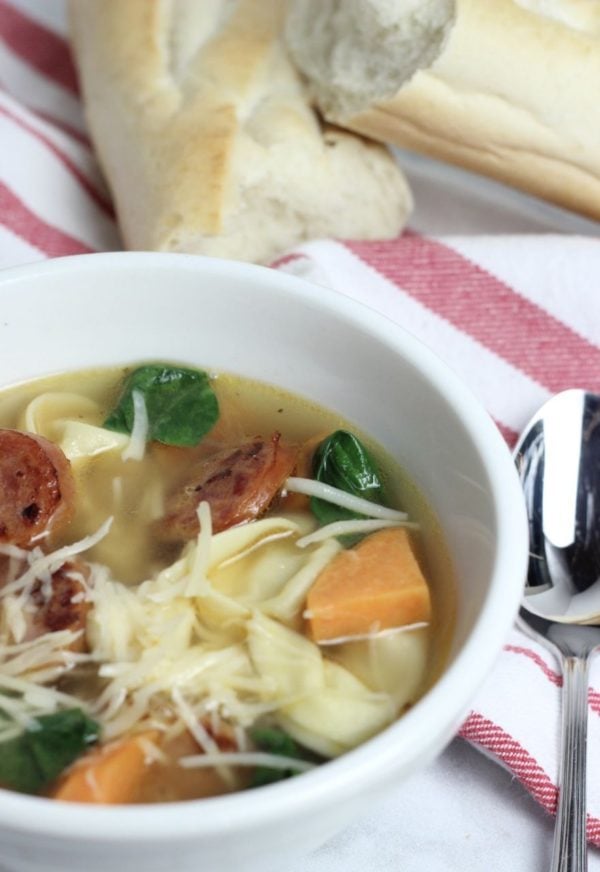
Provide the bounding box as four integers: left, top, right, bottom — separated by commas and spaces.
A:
159, 433, 298, 541
0, 429, 76, 548
29, 560, 91, 650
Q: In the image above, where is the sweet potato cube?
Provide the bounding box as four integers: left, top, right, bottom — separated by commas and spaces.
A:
52, 731, 159, 804
306, 527, 431, 643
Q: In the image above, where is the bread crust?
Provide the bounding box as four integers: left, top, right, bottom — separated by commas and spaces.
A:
68, 0, 412, 263
297, 0, 600, 222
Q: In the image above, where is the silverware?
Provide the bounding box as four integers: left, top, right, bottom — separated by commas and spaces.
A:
514, 389, 600, 872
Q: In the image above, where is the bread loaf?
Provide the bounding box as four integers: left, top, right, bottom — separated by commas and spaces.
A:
286, 0, 600, 222
68, 0, 412, 265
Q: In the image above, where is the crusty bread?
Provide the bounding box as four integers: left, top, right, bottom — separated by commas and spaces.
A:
286, 0, 600, 223
68, 0, 412, 265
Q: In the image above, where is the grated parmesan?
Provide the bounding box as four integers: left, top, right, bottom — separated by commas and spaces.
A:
310, 622, 429, 646
0, 518, 113, 600
179, 751, 316, 773
295, 517, 419, 548
121, 389, 148, 462
285, 477, 409, 521
84, 767, 101, 799
0, 670, 90, 731
171, 687, 235, 786
0, 543, 31, 561
184, 502, 212, 597
137, 734, 168, 765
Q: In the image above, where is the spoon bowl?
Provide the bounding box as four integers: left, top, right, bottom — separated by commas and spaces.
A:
515, 389, 600, 872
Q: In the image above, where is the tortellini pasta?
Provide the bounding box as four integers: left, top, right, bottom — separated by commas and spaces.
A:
87, 517, 429, 754
20, 391, 129, 463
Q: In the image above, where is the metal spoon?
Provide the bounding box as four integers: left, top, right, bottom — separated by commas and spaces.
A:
514, 389, 600, 872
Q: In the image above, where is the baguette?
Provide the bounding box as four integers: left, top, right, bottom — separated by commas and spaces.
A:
68, 0, 412, 265
286, 0, 600, 222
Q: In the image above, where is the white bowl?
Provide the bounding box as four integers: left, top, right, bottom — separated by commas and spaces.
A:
0, 253, 528, 872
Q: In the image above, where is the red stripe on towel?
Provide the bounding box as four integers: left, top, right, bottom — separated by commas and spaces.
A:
0, 102, 113, 216
493, 420, 518, 448
504, 645, 562, 687
0, 181, 93, 256
345, 236, 600, 396
460, 712, 558, 809
461, 712, 600, 846
27, 106, 90, 147
589, 689, 600, 716
0, 79, 90, 147
270, 253, 309, 269
0, 0, 79, 94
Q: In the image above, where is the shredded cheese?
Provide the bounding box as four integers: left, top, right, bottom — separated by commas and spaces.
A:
184, 502, 212, 597
285, 477, 409, 521
0, 518, 113, 600
179, 751, 316, 773
171, 688, 221, 757
171, 687, 235, 786
0, 671, 90, 727
311, 622, 429, 646
0, 543, 31, 561
121, 389, 148, 462
137, 734, 168, 765
0, 629, 84, 674
295, 517, 418, 548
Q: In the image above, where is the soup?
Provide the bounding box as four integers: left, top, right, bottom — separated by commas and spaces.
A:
0, 362, 454, 803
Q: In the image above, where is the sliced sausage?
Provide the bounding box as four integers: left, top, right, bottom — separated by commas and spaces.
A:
159, 433, 298, 541
29, 559, 91, 651
201, 717, 238, 752
0, 429, 76, 548
0, 555, 18, 589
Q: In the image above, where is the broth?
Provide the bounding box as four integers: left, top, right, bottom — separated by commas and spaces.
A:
0, 363, 455, 803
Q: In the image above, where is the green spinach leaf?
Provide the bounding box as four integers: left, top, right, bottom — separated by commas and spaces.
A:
310, 430, 386, 527
0, 708, 100, 794
249, 727, 307, 787
104, 363, 219, 447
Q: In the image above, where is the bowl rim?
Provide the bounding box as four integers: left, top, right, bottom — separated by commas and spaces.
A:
0, 252, 528, 840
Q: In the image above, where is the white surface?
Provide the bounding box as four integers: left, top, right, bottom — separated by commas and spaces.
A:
291, 740, 568, 872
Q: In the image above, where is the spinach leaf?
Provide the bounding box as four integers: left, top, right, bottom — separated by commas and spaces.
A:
310, 430, 386, 527
249, 727, 307, 787
104, 363, 219, 447
0, 708, 100, 794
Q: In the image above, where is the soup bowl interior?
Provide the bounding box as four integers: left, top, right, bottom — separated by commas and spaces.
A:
0, 252, 528, 872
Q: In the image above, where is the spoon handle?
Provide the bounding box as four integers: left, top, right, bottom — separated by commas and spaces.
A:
551, 654, 589, 872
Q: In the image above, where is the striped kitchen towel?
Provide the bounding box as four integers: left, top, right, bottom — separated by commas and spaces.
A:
274, 236, 600, 843
2, 0, 600, 847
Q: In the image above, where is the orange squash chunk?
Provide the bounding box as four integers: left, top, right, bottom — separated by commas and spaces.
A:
52, 731, 159, 804
306, 527, 431, 643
